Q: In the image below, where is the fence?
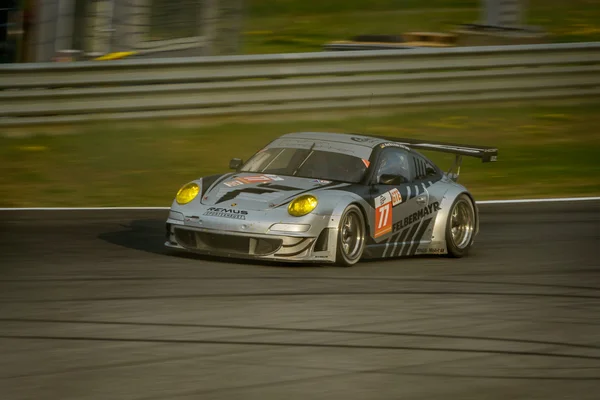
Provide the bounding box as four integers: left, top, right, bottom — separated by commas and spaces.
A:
21, 0, 243, 63
0, 1, 20, 63
1, 42, 599, 127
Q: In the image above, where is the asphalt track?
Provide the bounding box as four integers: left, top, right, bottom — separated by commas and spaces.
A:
0, 201, 599, 400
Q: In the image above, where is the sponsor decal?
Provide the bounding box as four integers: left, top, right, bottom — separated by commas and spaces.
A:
184, 215, 202, 226
416, 247, 445, 255
235, 175, 283, 184
351, 137, 378, 143
374, 193, 393, 238
392, 202, 439, 232
312, 179, 331, 184
390, 188, 402, 206
373, 188, 403, 238
238, 175, 273, 184
264, 174, 284, 181
224, 175, 284, 187
224, 180, 244, 187
380, 142, 410, 151
377, 191, 392, 206
203, 207, 248, 220
362, 159, 371, 168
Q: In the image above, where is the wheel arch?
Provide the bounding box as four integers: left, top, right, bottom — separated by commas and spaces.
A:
351, 201, 372, 237
320, 193, 372, 266
334, 202, 369, 266
434, 185, 479, 245
461, 190, 479, 237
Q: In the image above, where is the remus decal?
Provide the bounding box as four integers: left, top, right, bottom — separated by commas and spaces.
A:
204, 207, 248, 220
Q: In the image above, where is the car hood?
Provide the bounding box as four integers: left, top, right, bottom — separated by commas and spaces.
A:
201, 173, 335, 211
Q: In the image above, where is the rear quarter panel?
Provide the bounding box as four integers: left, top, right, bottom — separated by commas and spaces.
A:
427, 180, 479, 254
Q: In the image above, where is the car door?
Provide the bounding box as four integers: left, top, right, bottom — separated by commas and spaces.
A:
368, 147, 437, 257
405, 153, 445, 249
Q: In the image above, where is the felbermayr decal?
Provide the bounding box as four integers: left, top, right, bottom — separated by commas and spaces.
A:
203, 207, 248, 220
392, 202, 439, 232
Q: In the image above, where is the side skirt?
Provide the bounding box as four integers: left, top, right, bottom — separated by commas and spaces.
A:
362, 217, 446, 259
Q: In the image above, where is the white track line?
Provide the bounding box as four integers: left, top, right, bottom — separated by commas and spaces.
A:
0, 207, 170, 211
477, 196, 600, 204
0, 197, 599, 211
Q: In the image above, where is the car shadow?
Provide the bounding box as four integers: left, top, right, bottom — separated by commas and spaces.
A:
98, 218, 170, 255
97, 219, 329, 268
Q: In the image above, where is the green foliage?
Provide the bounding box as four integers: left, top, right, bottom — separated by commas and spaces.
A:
1, 101, 599, 207
248, 0, 476, 17
243, 0, 600, 54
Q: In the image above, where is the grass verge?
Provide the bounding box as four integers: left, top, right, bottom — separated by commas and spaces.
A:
243, 0, 600, 54
1, 100, 599, 207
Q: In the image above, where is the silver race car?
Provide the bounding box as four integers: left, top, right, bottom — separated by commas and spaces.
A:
165, 132, 498, 266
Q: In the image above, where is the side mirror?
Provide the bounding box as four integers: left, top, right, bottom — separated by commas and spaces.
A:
229, 158, 243, 170
378, 174, 406, 185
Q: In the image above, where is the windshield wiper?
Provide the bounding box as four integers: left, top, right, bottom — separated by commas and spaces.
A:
292, 142, 316, 176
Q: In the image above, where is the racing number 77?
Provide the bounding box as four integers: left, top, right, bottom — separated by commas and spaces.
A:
375, 202, 392, 238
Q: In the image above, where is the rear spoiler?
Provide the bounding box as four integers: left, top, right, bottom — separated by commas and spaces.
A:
376, 136, 498, 163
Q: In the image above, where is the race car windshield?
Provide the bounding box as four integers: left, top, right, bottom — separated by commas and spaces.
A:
241, 147, 368, 183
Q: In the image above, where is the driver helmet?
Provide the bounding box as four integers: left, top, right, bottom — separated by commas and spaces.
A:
379, 151, 409, 178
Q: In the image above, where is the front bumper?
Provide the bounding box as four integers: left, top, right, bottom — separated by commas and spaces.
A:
165, 213, 336, 263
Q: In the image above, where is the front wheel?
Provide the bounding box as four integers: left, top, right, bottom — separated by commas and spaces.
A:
336, 204, 366, 267
445, 194, 476, 258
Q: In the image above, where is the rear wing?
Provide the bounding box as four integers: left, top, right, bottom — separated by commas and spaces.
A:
377, 136, 498, 163
371, 135, 498, 182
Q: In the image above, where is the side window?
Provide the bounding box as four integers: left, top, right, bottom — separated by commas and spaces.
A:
425, 160, 438, 177
376, 149, 412, 185
413, 155, 440, 180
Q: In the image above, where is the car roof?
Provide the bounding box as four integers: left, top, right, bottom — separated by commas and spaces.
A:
279, 131, 397, 149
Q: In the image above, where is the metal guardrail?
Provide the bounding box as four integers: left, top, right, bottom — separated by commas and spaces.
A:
1, 42, 599, 126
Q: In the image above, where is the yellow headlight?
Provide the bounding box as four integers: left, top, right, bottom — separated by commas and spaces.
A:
288, 194, 318, 217
176, 182, 200, 205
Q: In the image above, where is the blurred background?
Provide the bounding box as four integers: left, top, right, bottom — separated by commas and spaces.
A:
0, 0, 599, 206
2, 0, 600, 62
1, 4, 599, 400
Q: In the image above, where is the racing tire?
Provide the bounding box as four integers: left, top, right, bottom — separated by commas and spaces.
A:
335, 204, 366, 267
445, 194, 476, 258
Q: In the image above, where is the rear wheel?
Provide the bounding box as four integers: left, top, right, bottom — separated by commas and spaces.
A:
445, 194, 476, 258
336, 204, 366, 267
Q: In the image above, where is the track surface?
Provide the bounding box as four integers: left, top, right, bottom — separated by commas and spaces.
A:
1, 201, 599, 400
